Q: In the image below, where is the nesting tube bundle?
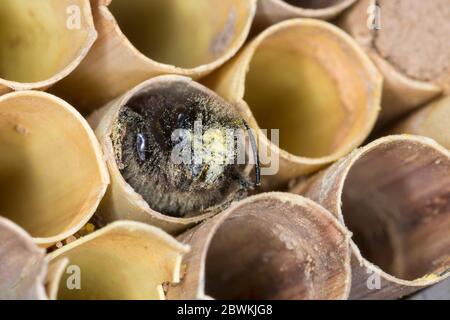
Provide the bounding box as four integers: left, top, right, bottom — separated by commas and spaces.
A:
90, 75, 257, 234
0, 218, 48, 300
167, 193, 351, 300
50, 0, 257, 114
0, 0, 97, 94
255, 0, 358, 30
390, 97, 450, 150
340, 0, 450, 123
292, 135, 450, 299
46, 221, 189, 300
205, 19, 382, 189
1, 0, 449, 302
0, 91, 109, 247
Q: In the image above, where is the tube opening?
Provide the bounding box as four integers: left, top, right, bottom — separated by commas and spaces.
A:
284, 0, 346, 9
244, 25, 373, 159
0, 0, 93, 83
204, 197, 349, 299
342, 141, 450, 280
54, 228, 178, 300
109, 0, 251, 69
0, 94, 105, 240
112, 79, 253, 218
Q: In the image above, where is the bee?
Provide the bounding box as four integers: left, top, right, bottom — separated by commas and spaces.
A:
112, 82, 260, 218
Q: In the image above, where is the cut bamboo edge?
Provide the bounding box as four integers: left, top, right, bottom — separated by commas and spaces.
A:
204, 19, 382, 189
0, 0, 97, 94
0, 217, 48, 300
46, 221, 189, 300
50, 0, 257, 114
291, 135, 450, 299
0, 218, 188, 300
89, 75, 255, 234
255, 0, 358, 30
390, 96, 450, 150
339, 0, 449, 124
167, 192, 352, 300
0, 91, 109, 247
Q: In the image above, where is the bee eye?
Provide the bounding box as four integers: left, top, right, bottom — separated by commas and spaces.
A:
136, 133, 146, 162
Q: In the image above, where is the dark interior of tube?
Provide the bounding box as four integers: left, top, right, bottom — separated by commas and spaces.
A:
342, 142, 450, 280
284, 0, 346, 9
204, 198, 348, 299
109, 0, 247, 69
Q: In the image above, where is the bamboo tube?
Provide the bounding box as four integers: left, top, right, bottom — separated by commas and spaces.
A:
204, 19, 382, 189
339, 0, 449, 123
0, 91, 109, 247
0, 0, 96, 94
291, 135, 450, 299
408, 277, 450, 300
167, 192, 352, 300
45, 258, 69, 300
0, 217, 48, 300
46, 221, 189, 300
89, 75, 256, 234
254, 0, 358, 30
50, 0, 257, 114
390, 96, 450, 150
